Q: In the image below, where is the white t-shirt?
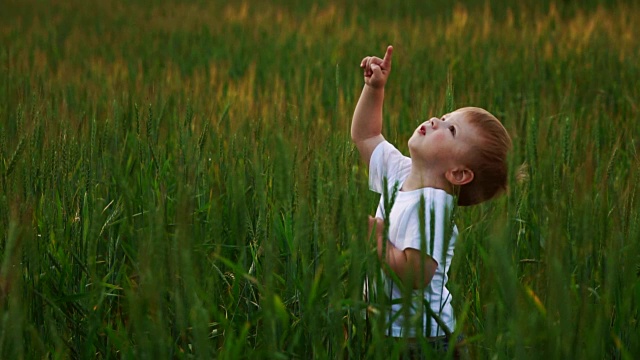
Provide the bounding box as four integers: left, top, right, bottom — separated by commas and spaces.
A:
368, 141, 457, 337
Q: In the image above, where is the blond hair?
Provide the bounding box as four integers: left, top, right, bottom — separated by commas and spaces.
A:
456, 107, 512, 206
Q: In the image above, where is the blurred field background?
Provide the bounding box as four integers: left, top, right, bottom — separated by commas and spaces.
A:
1, 0, 639, 358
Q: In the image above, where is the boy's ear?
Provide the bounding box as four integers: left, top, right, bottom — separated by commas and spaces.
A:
445, 167, 474, 186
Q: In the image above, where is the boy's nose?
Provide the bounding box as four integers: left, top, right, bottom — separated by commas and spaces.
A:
429, 117, 441, 129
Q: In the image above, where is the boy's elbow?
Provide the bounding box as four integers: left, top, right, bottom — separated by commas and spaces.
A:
350, 127, 364, 143
412, 270, 435, 290
405, 249, 438, 290
350, 122, 379, 144
350, 133, 369, 160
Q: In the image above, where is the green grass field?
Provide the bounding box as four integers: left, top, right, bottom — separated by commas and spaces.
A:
1, 0, 639, 358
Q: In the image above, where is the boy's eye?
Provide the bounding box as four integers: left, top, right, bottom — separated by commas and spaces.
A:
449, 126, 456, 137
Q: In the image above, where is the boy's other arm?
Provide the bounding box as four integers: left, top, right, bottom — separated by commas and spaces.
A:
369, 217, 437, 290
351, 46, 393, 167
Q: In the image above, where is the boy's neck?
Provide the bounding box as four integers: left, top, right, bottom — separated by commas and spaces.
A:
402, 167, 453, 194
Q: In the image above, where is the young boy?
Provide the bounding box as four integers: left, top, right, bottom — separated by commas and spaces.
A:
352, 45, 511, 352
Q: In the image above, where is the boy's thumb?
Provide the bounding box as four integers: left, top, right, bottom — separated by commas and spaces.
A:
370, 63, 382, 76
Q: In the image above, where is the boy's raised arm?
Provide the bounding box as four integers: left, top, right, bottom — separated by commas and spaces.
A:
351, 45, 393, 167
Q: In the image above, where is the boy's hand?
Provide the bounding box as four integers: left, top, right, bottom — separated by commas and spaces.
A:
360, 45, 393, 89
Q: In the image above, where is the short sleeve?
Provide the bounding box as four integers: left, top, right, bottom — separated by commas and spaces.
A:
368, 141, 411, 195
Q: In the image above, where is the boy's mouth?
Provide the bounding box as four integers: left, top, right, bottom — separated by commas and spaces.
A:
419, 125, 426, 136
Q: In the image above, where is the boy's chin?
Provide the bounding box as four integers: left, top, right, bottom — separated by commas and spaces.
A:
407, 145, 423, 162
407, 136, 419, 151
407, 143, 432, 165
407, 137, 423, 156
407, 142, 415, 157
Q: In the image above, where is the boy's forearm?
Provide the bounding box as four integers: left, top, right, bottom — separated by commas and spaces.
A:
351, 84, 384, 142
380, 240, 406, 273
379, 241, 409, 284
378, 239, 435, 289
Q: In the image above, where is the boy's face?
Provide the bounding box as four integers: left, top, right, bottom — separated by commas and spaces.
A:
408, 109, 480, 173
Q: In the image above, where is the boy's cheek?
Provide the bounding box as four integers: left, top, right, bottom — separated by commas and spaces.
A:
431, 132, 447, 142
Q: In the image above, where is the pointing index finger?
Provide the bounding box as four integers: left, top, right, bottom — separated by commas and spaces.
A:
382, 45, 393, 67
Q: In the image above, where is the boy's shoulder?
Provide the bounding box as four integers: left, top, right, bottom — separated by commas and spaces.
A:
372, 141, 412, 175
369, 141, 411, 193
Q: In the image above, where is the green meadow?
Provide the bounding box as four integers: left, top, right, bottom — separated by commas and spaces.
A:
1, 0, 639, 358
